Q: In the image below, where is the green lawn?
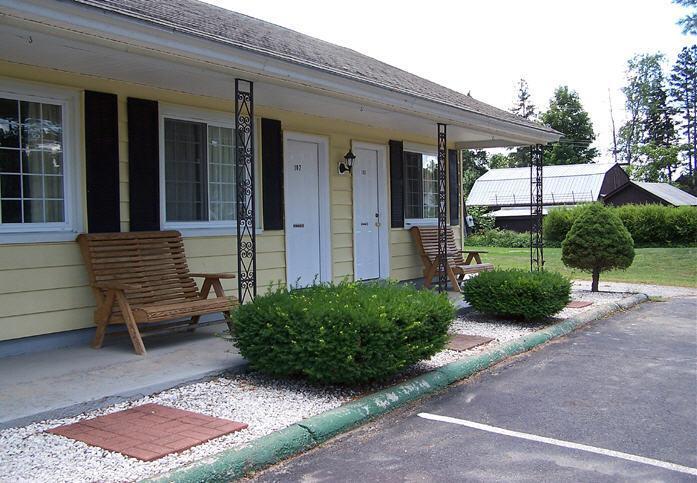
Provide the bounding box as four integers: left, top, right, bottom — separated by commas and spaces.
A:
469, 246, 697, 288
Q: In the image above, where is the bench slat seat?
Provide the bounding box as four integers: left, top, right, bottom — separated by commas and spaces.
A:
77, 230, 239, 354
410, 226, 494, 291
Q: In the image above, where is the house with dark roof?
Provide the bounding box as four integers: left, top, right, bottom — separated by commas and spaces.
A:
0, 0, 559, 351
466, 163, 629, 231
604, 181, 697, 207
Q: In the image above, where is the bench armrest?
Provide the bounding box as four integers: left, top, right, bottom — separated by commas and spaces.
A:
93, 281, 141, 290
460, 250, 488, 254
190, 272, 237, 279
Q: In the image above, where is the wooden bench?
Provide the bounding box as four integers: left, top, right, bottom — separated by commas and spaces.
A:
77, 231, 239, 355
410, 226, 494, 291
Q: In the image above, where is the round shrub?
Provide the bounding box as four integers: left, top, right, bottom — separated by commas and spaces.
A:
230, 281, 454, 385
462, 269, 571, 321
562, 203, 635, 291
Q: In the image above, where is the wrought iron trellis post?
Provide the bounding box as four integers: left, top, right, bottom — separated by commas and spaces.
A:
235, 79, 256, 302
437, 123, 448, 292
530, 144, 544, 271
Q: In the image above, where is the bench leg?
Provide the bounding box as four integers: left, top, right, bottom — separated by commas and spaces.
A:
423, 263, 436, 289
115, 291, 146, 355
92, 291, 115, 349
189, 279, 214, 332
447, 266, 461, 292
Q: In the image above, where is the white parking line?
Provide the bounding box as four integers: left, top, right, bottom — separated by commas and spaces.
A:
418, 413, 697, 476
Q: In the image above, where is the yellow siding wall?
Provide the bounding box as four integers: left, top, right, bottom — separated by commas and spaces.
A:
0, 61, 459, 341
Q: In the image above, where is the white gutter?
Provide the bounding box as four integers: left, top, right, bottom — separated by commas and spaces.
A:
0, 0, 561, 144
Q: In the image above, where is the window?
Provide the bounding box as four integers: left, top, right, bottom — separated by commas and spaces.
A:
0, 82, 79, 242
404, 150, 439, 224
161, 106, 250, 235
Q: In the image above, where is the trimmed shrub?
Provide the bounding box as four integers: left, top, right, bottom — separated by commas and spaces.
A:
230, 281, 454, 385
462, 269, 571, 321
561, 203, 635, 291
545, 203, 697, 247
466, 228, 531, 247
544, 207, 583, 246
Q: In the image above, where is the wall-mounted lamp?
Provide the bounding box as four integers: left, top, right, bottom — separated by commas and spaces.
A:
338, 149, 355, 175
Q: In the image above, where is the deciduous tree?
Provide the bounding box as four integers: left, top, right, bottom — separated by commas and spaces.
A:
540, 86, 599, 165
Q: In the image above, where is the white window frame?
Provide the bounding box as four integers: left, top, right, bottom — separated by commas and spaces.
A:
402, 143, 439, 228
0, 78, 82, 244
158, 103, 261, 237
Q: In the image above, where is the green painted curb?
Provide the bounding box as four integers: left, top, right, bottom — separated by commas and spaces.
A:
150, 293, 647, 483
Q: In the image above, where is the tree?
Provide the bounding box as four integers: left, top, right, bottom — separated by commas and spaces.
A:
619, 53, 678, 181
670, 45, 697, 180
461, 149, 488, 198
540, 86, 599, 165
674, 0, 697, 35
561, 204, 635, 292
512, 78, 536, 120
488, 153, 517, 169
506, 78, 537, 167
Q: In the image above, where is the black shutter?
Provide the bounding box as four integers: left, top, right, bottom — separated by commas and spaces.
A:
389, 140, 404, 228
261, 118, 284, 230
448, 149, 460, 225
127, 98, 159, 231
84, 91, 120, 233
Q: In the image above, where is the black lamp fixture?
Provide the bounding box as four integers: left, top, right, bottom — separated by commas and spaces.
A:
339, 149, 356, 175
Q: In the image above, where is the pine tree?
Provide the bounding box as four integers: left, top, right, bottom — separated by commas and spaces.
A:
540, 86, 599, 165
619, 53, 679, 181
670, 45, 697, 181
507, 78, 537, 168
674, 0, 697, 35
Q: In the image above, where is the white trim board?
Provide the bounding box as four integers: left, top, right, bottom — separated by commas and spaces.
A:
282, 131, 332, 285
351, 141, 389, 280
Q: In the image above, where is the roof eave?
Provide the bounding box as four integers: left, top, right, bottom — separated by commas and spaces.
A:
2, 0, 560, 145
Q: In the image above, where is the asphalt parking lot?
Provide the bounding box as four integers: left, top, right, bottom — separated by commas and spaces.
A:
254, 296, 697, 482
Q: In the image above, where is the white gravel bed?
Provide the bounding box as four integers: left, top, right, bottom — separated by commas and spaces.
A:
0, 288, 635, 483
0, 374, 354, 483
572, 280, 697, 298
414, 287, 634, 372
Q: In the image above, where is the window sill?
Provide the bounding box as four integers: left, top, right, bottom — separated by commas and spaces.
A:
0, 230, 80, 245
404, 219, 438, 228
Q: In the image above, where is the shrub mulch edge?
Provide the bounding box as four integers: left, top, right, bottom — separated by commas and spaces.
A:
148, 293, 648, 483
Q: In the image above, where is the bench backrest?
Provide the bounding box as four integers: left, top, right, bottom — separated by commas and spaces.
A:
77, 231, 200, 306
410, 226, 464, 265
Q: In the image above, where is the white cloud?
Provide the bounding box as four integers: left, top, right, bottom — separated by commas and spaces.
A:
204, 0, 690, 158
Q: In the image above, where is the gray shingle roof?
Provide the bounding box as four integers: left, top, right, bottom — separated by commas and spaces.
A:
71, 0, 556, 134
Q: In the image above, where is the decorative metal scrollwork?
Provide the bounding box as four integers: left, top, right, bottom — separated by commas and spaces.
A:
530, 144, 544, 271
437, 123, 448, 292
235, 79, 256, 302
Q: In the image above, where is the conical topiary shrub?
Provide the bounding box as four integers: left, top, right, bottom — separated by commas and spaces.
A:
561, 203, 635, 291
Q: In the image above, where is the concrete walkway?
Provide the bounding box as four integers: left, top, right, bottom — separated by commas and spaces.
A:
256, 295, 697, 482
0, 323, 245, 429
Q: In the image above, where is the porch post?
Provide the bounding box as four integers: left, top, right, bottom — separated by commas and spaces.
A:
529, 144, 544, 271
437, 123, 448, 292
235, 79, 257, 302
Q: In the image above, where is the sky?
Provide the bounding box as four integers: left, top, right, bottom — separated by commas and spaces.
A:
203, 0, 692, 160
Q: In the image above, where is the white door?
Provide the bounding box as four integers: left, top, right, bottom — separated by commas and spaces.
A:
353, 144, 388, 280
284, 135, 330, 288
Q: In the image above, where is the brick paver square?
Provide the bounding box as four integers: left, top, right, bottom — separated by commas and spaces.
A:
567, 300, 593, 308
47, 403, 247, 461
448, 334, 494, 352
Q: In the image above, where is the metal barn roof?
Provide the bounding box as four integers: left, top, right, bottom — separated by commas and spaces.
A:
466, 163, 617, 207
635, 182, 697, 206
